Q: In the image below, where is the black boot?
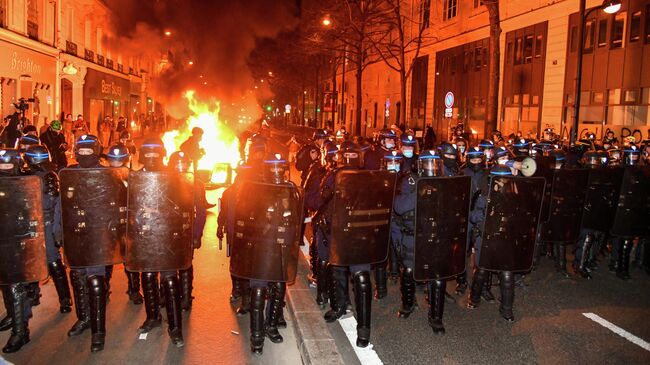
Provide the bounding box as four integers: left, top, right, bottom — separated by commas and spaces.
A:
577, 234, 594, 279
353, 271, 372, 348
499, 271, 515, 322
104, 265, 113, 299
617, 239, 633, 280
315, 260, 330, 308
481, 272, 496, 302
250, 287, 266, 355
125, 270, 143, 305
67, 270, 90, 336
26, 283, 40, 307
230, 275, 242, 303
179, 266, 194, 311
373, 263, 388, 299
139, 272, 162, 333
454, 272, 467, 295
2, 284, 29, 353
467, 268, 487, 309
388, 245, 400, 281
0, 286, 13, 332
397, 267, 416, 318
428, 280, 446, 335
163, 275, 184, 347
87, 276, 106, 352
236, 279, 251, 316
48, 260, 72, 313
324, 266, 348, 322
266, 282, 285, 343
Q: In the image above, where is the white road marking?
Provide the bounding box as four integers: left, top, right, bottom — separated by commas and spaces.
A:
583, 313, 650, 351
301, 236, 384, 365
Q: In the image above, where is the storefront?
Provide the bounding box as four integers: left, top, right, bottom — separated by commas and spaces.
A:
83, 68, 130, 135
0, 37, 57, 128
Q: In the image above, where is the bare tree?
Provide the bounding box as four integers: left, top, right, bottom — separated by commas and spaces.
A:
485, 0, 501, 137
369, 0, 433, 129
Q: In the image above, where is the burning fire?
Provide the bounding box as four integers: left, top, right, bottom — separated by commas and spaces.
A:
162, 90, 241, 183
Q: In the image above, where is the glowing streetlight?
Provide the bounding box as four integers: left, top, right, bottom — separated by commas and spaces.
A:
203, 81, 208, 85
322, 18, 331, 27
188, 61, 194, 66
602, 0, 621, 14
268, 71, 273, 77
164, 30, 172, 36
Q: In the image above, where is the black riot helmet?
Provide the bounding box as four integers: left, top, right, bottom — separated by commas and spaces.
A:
550, 149, 566, 170
490, 164, 513, 176
512, 139, 530, 156
0, 148, 23, 176
336, 141, 361, 168
322, 140, 338, 167
623, 145, 641, 166
106, 143, 131, 168
438, 142, 458, 171
417, 150, 444, 177
400, 133, 417, 159
607, 146, 622, 166
378, 128, 398, 150
312, 129, 328, 147
466, 147, 485, 172
479, 139, 495, 161
139, 138, 166, 171
24, 144, 51, 170
381, 150, 403, 173
15, 134, 40, 153
263, 153, 290, 184
493, 146, 510, 165
582, 151, 602, 168
168, 151, 192, 173
75, 134, 102, 168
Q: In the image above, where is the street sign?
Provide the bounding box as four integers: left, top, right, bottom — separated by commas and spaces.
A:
445, 108, 453, 118
444, 92, 454, 108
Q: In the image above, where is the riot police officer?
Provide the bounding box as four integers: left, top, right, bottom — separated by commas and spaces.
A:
399, 133, 418, 172
135, 139, 185, 347
478, 139, 495, 168
320, 141, 375, 347
296, 129, 328, 185
0, 148, 38, 353
105, 144, 143, 305
65, 134, 109, 352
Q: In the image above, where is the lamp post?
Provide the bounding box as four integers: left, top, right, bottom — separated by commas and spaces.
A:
571, 0, 621, 146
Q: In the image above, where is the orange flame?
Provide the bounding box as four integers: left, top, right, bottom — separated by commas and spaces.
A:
162, 91, 241, 182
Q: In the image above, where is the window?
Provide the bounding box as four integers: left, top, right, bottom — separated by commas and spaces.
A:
444, 0, 457, 21
608, 89, 621, 104
474, 46, 482, 70
598, 19, 608, 47
524, 35, 534, 63
642, 88, 650, 104
420, 0, 431, 30
611, 12, 626, 48
27, 0, 39, 40
584, 20, 595, 51
592, 92, 604, 104
624, 90, 637, 103
629, 11, 641, 43
473, 0, 483, 8
535, 35, 543, 58
570, 26, 578, 52
506, 41, 513, 64
515, 37, 523, 64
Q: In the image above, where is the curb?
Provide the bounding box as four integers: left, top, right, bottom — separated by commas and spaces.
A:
287, 251, 345, 365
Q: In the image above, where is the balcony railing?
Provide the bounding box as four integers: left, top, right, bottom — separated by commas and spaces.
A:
106, 59, 114, 69
97, 55, 105, 66
117, 64, 123, 73
27, 21, 39, 40
66, 40, 77, 56
84, 49, 94, 62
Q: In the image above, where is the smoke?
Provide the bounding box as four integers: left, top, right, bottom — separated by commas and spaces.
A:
103, 0, 299, 120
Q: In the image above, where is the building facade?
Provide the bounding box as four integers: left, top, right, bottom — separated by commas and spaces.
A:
335, 0, 650, 142
0, 0, 160, 135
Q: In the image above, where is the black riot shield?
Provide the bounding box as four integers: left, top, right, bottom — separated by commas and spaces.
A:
533, 156, 555, 222
580, 167, 624, 232
611, 166, 650, 238
478, 176, 545, 272
329, 170, 396, 266
125, 171, 194, 272
538, 169, 589, 243
59, 168, 128, 268
229, 181, 302, 282
413, 176, 471, 281
0, 176, 48, 285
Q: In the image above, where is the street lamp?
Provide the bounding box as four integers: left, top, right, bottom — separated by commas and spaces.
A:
322, 17, 331, 27
571, 0, 621, 146
164, 30, 172, 36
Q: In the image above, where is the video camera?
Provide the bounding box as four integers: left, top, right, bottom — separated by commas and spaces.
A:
13, 98, 35, 112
